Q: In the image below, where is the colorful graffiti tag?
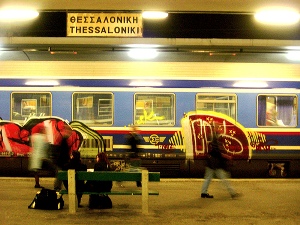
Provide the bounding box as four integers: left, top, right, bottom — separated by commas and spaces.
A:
136, 109, 165, 125
0, 116, 83, 157
181, 111, 266, 160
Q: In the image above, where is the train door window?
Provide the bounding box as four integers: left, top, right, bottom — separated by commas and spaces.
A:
11, 92, 52, 124
72, 92, 113, 126
257, 95, 297, 127
196, 94, 237, 120
134, 93, 175, 126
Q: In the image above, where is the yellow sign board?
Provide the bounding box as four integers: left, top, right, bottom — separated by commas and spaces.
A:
67, 13, 143, 37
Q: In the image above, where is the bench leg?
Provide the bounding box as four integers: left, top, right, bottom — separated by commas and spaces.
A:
142, 170, 149, 215
68, 169, 78, 214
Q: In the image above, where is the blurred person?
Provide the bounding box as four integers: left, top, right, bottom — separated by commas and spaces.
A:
28, 126, 48, 188
62, 150, 87, 207
125, 126, 143, 187
50, 123, 72, 191
201, 130, 239, 199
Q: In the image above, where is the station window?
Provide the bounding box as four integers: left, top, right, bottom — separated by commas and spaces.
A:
72, 92, 113, 126
196, 94, 237, 120
257, 95, 297, 127
11, 92, 52, 124
134, 93, 175, 126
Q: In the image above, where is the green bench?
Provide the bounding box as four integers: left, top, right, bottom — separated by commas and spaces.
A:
57, 169, 160, 214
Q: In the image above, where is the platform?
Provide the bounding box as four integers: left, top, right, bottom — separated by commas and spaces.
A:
0, 177, 299, 225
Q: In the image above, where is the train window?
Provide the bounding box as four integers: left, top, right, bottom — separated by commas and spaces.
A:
72, 92, 113, 126
196, 94, 237, 120
257, 95, 297, 127
134, 93, 175, 126
11, 92, 52, 124
80, 136, 113, 158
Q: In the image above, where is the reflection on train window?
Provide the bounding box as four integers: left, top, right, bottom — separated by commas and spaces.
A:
72, 92, 113, 126
257, 95, 297, 127
196, 94, 236, 120
11, 92, 52, 123
134, 93, 175, 126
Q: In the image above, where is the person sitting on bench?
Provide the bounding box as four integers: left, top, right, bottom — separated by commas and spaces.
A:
86, 152, 112, 209
63, 151, 87, 207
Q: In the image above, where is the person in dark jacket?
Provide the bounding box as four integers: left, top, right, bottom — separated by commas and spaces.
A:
86, 152, 112, 192
125, 126, 142, 187
63, 150, 87, 207
87, 152, 113, 209
200, 130, 239, 199
53, 124, 73, 191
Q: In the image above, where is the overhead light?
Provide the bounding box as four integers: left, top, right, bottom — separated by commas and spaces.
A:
254, 8, 300, 25
142, 11, 168, 19
233, 81, 268, 88
127, 49, 159, 60
126, 44, 161, 48
129, 80, 162, 87
0, 9, 39, 21
25, 80, 59, 86
286, 51, 300, 61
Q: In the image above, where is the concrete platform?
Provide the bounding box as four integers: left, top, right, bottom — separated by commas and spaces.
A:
0, 177, 299, 225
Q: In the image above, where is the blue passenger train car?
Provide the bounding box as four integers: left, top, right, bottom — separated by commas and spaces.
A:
0, 78, 300, 178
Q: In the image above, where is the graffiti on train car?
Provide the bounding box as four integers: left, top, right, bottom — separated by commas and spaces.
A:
247, 131, 277, 152
181, 111, 269, 160
0, 117, 83, 157
136, 110, 165, 125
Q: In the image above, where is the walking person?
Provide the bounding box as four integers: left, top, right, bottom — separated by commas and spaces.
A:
62, 150, 87, 207
126, 126, 143, 187
49, 123, 72, 191
201, 130, 239, 199
28, 126, 48, 188
53, 135, 70, 191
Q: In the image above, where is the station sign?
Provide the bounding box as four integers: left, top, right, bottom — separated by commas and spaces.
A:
67, 12, 143, 37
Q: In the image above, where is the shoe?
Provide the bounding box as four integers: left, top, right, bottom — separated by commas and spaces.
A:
34, 184, 43, 188
231, 193, 241, 199
78, 204, 83, 208
201, 193, 214, 198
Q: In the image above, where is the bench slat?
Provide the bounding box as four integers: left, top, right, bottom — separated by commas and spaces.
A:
59, 190, 159, 195
57, 171, 160, 182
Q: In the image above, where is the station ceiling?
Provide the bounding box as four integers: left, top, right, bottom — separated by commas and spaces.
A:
0, 0, 300, 63
1, 0, 300, 13
1, 37, 300, 63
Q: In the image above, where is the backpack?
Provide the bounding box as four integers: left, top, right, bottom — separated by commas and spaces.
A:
88, 194, 112, 209
28, 188, 64, 210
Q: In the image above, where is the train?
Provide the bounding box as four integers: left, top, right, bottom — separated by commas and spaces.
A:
1, 77, 300, 178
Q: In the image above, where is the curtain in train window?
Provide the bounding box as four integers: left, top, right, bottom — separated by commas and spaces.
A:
257, 95, 297, 127
72, 92, 113, 126
134, 93, 175, 126
196, 94, 237, 120
11, 92, 52, 124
